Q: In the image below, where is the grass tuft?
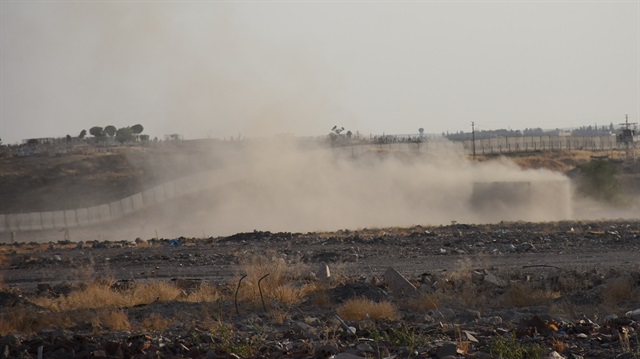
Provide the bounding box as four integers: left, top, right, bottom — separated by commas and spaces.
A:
337, 297, 399, 321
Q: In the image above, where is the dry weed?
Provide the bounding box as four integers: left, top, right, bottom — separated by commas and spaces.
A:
0, 307, 74, 335
405, 293, 440, 312
93, 309, 131, 332
552, 338, 566, 353
504, 283, 559, 307
142, 313, 173, 331
234, 252, 311, 307
603, 276, 637, 307
337, 298, 399, 321
183, 283, 220, 303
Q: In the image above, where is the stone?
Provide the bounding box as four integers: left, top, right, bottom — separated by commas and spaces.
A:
436, 343, 458, 359
547, 351, 565, 359
334, 353, 366, 359
625, 308, 640, 321
484, 273, 507, 287
317, 264, 331, 282
356, 343, 374, 352
383, 267, 417, 294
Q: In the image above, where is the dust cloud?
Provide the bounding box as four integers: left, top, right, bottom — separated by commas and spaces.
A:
121, 138, 574, 239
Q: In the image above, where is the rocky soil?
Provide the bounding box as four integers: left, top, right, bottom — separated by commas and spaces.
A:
1, 220, 640, 358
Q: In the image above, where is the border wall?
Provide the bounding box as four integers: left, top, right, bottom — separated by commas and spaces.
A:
0, 170, 219, 236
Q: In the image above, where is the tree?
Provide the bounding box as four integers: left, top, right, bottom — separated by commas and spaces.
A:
115, 127, 134, 143
329, 125, 345, 145
577, 159, 622, 204
79, 130, 87, 139
419, 128, 424, 136
104, 125, 117, 137
131, 124, 144, 134
89, 126, 104, 137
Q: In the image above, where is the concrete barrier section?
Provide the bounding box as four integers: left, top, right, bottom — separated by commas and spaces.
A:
41, 211, 55, 230
77, 208, 89, 226
164, 181, 176, 199
143, 189, 156, 206
65, 210, 78, 227
121, 196, 134, 215
88, 206, 101, 225
29, 212, 43, 231
153, 185, 167, 203
99, 204, 111, 222
173, 177, 190, 196
132, 193, 144, 211
110, 201, 123, 219
52, 211, 66, 229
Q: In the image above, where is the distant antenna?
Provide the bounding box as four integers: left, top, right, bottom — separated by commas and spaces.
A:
617, 114, 638, 162
471, 122, 476, 160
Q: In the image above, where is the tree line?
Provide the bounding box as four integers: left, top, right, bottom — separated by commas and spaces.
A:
77, 124, 147, 143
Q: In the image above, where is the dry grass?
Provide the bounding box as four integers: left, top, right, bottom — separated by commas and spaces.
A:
31, 277, 219, 311
505, 150, 623, 172
0, 306, 74, 335
337, 298, 399, 321
93, 309, 131, 332
234, 252, 311, 307
142, 313, 173, 331
503, 283, 560, 307
405, 293, 440, 312
602, 276, 638, 308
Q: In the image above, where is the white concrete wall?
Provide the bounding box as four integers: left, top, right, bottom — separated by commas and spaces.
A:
53, 211, 66, 229
76, 208, 89, 226
121, 196, 134, 215
65, 210, 77, 227
29, 213, 42, 231
132, 193, 144, 211
110, 200, 123, 219
41, 211, 55, 230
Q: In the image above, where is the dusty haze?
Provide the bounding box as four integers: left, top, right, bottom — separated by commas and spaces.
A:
103, 139, 580, 240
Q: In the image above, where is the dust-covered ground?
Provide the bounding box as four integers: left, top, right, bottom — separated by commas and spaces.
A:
1, 220, 640, 358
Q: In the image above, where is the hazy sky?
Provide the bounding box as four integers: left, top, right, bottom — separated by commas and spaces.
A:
1, 1, 638, 145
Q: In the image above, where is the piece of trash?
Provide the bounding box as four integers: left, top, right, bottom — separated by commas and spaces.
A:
168, 240, 182, 247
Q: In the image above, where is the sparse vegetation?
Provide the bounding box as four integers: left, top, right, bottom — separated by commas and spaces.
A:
489, 334, 544, 359
336, 297, 399, 321
577, 158, 623, 204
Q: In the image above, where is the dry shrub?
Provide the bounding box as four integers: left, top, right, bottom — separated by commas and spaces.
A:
132, 281, 181, 304
183, 283, 220, 303
235, 252, 310, 306
0, 307, 73, 335
269, 309, 289, 325
54, 280, 129, 310
32, 278, 208, 312
337, 298, 399, 321
308, 286, 333, 308
93, 309, 131, 332
504, 283, 559, 307
552, 338, 566, 353
603, 276, 638, 307
405, 293, 439, 312
142, 313, 173, 331
0, 306, 39, 335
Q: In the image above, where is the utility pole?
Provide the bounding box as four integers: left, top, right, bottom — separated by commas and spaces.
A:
471, 122, 476, 160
